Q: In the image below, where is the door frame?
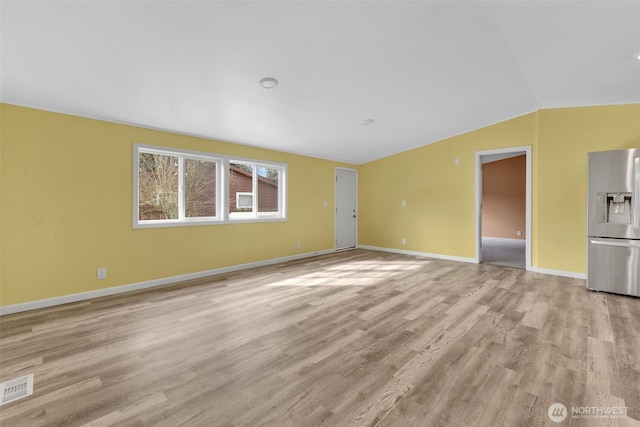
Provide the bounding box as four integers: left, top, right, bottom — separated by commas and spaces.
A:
475, 146, 532, 270
334, 167, 358, 250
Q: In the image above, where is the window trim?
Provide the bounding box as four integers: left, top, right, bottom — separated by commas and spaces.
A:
133, 144, 287, 228
227, 158, 287, 221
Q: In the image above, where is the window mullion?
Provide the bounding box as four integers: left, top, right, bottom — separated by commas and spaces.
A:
222, 159, 229, 221
252, 165, 258, 216
178, 156, 185, 220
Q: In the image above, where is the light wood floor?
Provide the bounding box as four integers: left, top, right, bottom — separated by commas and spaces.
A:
1, 249, 639, 426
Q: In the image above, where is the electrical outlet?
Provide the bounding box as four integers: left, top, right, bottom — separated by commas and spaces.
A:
401, 238, 406, 246
517, 230, 522, 236
296, 241, 301, 249
97, 268, 107, 280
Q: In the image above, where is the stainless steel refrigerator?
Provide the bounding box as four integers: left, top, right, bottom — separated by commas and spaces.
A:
587, 148, 640, 297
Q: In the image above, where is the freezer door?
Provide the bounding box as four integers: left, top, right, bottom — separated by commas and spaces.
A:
587, 238, 640, 297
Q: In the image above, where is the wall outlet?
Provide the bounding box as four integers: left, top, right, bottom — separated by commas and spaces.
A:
401, 238, 406, 246
401, 200, 407, 207
517, 230, 522, 236
296, 241, 301, 249
97, 268, 107, 280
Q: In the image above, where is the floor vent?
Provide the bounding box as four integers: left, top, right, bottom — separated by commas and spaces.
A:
0, 374, 34, 406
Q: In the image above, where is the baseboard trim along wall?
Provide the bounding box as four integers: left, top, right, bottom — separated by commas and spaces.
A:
1, 247, 588, 316
359, 245, 587, 280
529, 267, 587, 280
357, 245, 477, 264
0, 249, 335, 316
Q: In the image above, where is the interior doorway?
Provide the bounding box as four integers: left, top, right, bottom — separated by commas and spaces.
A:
475, 147, 531, 270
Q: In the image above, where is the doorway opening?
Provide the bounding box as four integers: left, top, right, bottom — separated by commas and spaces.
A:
475, 147, 531, 270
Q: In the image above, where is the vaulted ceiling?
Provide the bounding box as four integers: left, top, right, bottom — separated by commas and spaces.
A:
2, 1, 639, 164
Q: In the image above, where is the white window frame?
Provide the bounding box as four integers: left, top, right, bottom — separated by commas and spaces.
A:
134, 144, 222, 228
133, 144, 287, 228
227, 159, 287, 222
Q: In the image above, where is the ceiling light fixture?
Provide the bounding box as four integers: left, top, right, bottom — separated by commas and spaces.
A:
259, 77, 278, 89
361, 118, 375, 126
634, 51, 640, 60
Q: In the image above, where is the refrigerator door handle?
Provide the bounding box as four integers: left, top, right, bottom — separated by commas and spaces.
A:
590, 238, 640, 248
635, 157, 640, 229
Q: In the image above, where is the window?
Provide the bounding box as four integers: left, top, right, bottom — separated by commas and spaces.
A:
135, 145, 221, 227
236, 192, 253, 210
228, 161, 285, 220
134, 144, 286, 227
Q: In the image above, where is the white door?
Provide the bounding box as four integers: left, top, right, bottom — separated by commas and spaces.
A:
335, 168, 357, 249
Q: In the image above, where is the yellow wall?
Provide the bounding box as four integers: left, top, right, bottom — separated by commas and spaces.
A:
359, 112, 538, 260
536, 104, 640, 272
2, 103, 639, 308
359, 104, 640, 275
0, 104, 351, 306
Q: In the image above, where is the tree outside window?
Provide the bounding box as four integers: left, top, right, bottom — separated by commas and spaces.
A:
137, 151, 217, 222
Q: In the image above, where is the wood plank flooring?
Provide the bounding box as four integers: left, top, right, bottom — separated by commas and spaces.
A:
1, 249, 639, 426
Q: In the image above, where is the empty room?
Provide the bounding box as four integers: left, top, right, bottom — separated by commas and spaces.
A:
1, 1, 639, 426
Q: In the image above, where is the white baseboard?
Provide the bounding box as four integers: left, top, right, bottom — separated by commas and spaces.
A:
0, 249, 335, 316
359, 244, 587, 280
482, 237, 526, 243
529, 267, 587, 280
357, 244, 477, 264
1, 247, 588, 316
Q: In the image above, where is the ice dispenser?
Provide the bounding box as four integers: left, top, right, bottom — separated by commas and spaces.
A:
595, 192, 632, 224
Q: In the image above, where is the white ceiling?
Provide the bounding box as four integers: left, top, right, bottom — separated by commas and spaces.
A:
1, 1, 639, 164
